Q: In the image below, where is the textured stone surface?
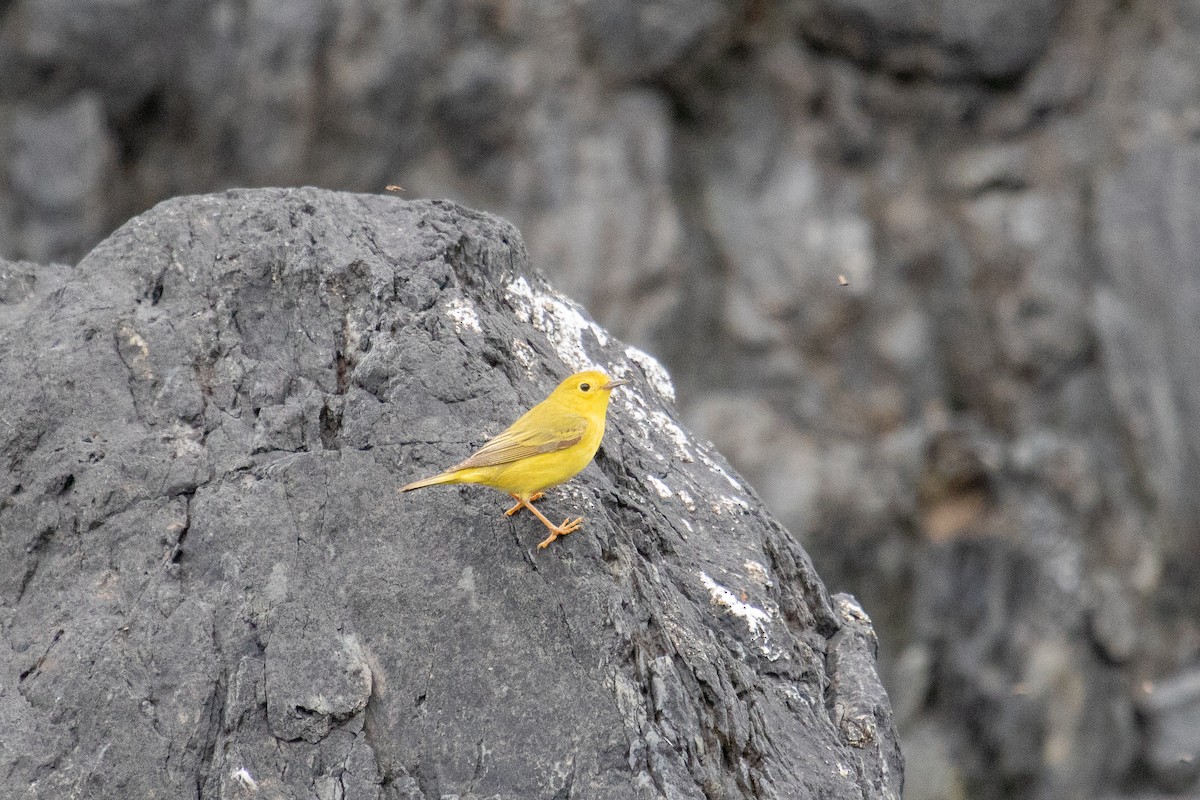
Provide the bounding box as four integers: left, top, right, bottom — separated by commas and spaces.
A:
3, 2, 1200, 798
0, 188, 901, 799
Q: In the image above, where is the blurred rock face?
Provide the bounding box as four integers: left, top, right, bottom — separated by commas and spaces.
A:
2, 1, 1199, 798
793, 0, 1068, 80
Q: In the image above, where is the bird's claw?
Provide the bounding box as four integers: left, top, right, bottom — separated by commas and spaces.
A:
536, 517, 584, 549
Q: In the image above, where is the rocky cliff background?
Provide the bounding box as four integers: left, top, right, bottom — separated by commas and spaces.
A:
1, 1, 1198, 798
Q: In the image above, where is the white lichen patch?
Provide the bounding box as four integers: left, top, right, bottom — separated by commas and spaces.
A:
696, 447, 742, 491
623, 344, 675, 403
699, 571, 783, 660
343, 312, 365, 354
163, 422, 204, 458
700, 572, 770, 637
605, 373, 676, 464
231, 767, 258, 790
116, 320, 153, 378
511, 338, 537, 370
713, 495, 751, 515
677, 489, 696, 512
744, 560, 773, 587
124, 327, 150, 359
834, 594, 871, 626
779, 684, 805, 704
646, 474, 673, 499
655, 413, 694, 462
617, 403, 695, 464
445, 297, 483, 333
506, 276, 607, 371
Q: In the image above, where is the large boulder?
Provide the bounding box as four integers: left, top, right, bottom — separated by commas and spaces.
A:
0, 187, 902, 799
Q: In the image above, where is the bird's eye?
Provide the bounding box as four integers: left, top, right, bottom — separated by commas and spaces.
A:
580, 382, 591, 392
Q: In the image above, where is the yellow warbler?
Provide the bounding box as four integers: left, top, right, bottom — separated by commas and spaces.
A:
400, 370, 625, 548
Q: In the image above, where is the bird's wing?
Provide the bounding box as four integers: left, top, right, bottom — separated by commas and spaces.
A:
451, 409, 587, 470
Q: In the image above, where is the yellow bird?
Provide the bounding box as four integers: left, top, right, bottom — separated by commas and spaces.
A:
400, 370, 626, 549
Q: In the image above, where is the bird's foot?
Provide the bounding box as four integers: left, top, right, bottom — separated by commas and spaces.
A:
504, 492, 544, 516
536, 517, 584, 550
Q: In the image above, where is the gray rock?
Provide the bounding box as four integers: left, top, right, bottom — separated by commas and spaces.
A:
1094, 134, 1200, 560
0, 188, 902, 799
1140, 670, 1200, 791
789, 0, 1067, 81
6, 94, 116, 262
1087, 571, 1139, 665
578, 0, 734, 81
900, 720, 966, 800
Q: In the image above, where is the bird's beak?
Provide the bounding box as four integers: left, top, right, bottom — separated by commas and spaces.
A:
601, 379, 627, 391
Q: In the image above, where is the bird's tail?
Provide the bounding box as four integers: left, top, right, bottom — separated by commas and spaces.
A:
399, 471, 460, 492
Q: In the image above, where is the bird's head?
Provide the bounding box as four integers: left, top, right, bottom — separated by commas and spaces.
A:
551, 369, 626, 411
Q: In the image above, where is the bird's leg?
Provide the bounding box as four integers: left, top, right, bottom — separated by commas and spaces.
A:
517, 498, 583, 549
504, 492, 544, 516
502, 494, 582, 548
